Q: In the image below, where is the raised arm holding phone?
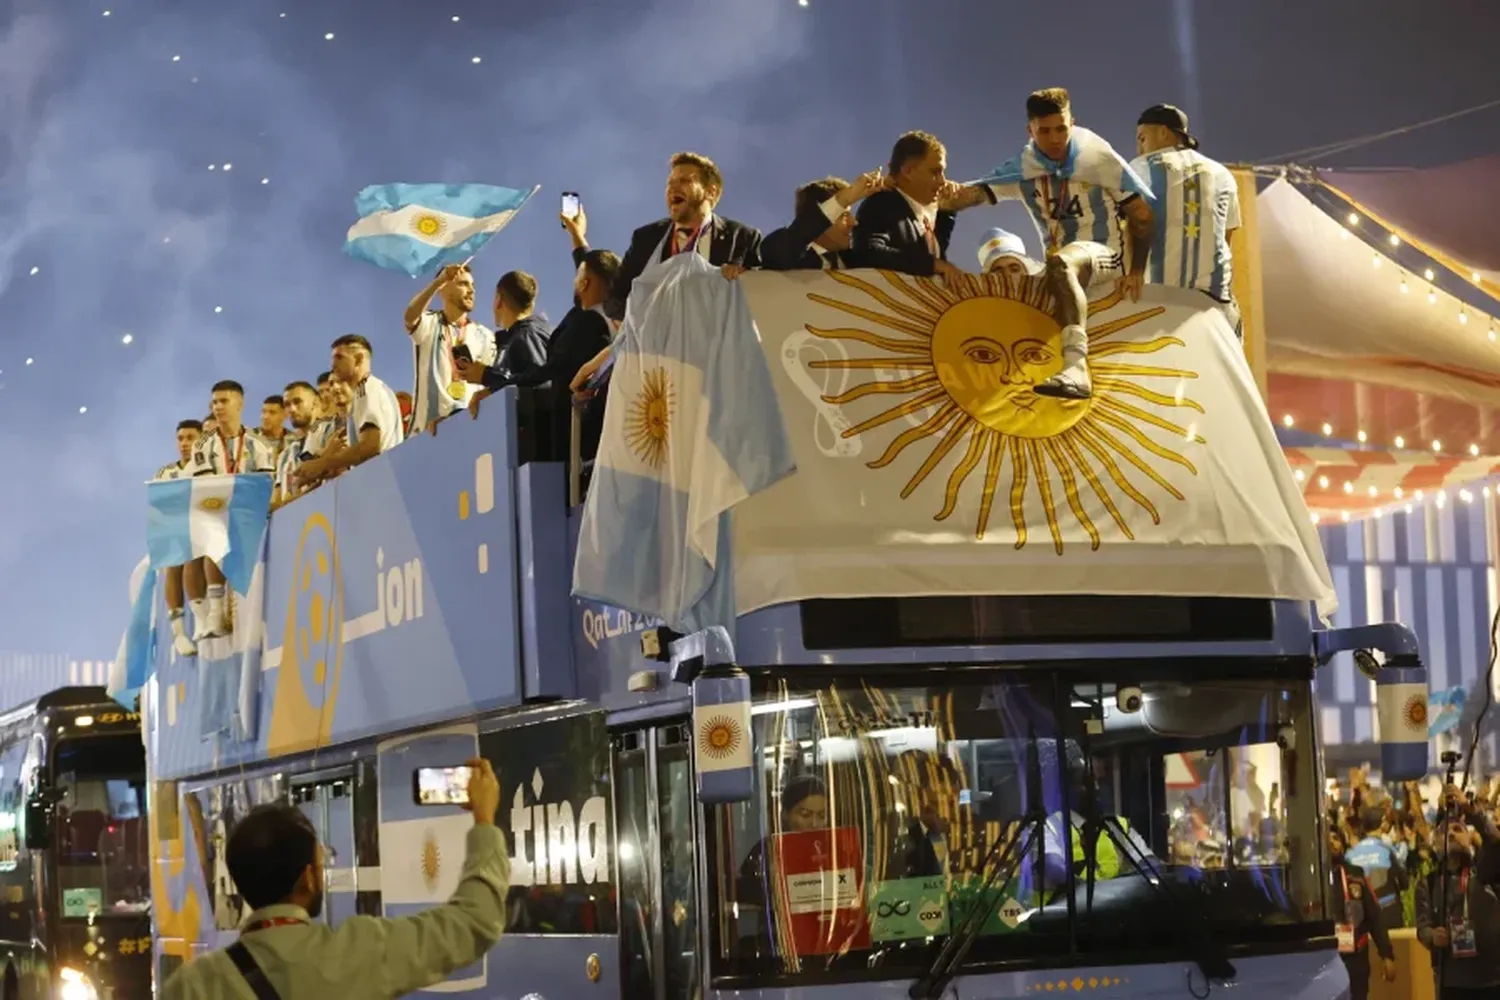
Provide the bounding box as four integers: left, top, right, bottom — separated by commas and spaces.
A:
162, 760, 508, 1000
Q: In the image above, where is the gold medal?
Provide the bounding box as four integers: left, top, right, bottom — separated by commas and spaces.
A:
447, 381, 466, 400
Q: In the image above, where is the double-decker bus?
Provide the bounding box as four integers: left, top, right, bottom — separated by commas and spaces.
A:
0, 688, 150, 1000
139, 272, 1429, 999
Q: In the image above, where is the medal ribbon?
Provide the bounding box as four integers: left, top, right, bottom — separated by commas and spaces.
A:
671, 220, 707, 257
445, 316, 469, 397
218, 429, 245, 474
242, 916, 309, 934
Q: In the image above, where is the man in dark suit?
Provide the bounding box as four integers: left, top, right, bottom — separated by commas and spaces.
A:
460, 239, 620, 463
602, 151, 761, 319
760, 169, 884, 271
854, 131, 968, 280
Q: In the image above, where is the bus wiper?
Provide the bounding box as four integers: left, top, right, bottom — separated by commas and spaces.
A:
1076, 718, 1235, 984
910, 725, 1047, 1000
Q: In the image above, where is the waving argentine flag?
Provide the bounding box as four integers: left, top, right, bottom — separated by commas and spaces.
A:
343, 182, 540, 278
574, 255, 795, 636
976, 126, 1152, 255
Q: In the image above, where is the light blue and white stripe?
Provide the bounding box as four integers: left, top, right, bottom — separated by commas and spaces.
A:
147, 473, 272, 594
573, 254, 796, 637
976, 127, 1153, 256
107, 555, 156, 709
343, 182, 540, 278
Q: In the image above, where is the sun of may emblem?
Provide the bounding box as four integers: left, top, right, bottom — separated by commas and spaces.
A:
1404, 694, 1428, 730
625, 366, 675, 469
805, 271, 1205, 553
198, 495, 227, 512
697, 714, 743, 760
411, 213, 446, 238
420, 830, 442, 892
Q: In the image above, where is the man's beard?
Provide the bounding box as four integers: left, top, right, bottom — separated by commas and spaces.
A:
306, 890, 325, 920
1448, 846, 1475, 869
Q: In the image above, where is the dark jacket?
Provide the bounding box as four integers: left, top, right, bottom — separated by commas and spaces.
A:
1332, 862, 1394, 961
608, 214, 762, 319
1416, 811, 1500, 990
852, 188, 956, 276
761, 198, 857, 271
492, 315, 551, 384
485, 284, 613, 463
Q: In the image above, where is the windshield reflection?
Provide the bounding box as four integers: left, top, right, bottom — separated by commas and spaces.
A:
708, 667, 1323, 982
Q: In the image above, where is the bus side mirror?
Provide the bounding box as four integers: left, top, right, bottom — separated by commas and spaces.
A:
24, 792, 51, 850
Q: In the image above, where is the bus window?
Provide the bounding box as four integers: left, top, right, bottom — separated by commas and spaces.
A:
1063, 677, 1323, 951
612, 729, 655, 1000
53, 736, 150, 916
291, 775, 357, 927
478, 713, 618, 935
709, 675, 1069, 980
656, 724, 698, 1000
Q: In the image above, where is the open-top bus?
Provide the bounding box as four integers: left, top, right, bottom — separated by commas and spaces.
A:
138, 271, 1428, 1000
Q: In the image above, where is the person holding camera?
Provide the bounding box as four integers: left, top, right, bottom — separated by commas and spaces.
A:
1415, 784, 1500, 1000
163, 759, 506, 1000
1329, 826, 1397, 999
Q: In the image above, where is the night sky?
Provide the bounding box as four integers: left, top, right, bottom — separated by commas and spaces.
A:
1, 0, 1497, 658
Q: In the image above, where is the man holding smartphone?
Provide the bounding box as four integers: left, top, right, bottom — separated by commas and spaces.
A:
162, 759, 507, 1000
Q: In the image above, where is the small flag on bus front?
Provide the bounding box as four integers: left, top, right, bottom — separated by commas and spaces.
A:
693, 670, 753, 804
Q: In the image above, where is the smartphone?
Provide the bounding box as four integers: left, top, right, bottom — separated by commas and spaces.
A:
561, 191, 582, 225
413, 766, 472, 806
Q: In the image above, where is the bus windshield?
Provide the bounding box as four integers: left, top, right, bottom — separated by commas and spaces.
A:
706, 663, 1324, 984
53, 736, 151, 917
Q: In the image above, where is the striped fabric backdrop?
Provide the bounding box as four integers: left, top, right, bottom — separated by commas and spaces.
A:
0, 651, 117, 710
1315, 495, 1500, 770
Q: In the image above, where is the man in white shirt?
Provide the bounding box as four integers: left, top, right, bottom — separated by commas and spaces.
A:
155, 419, 203, 656
252, 395, 289, 471
184, 380, 278, 640
1131, 104, 1243, 338
294, 335, 403, 488
950, 88, 1156, 400
403, 264, 497, 436
271, 381, 322, 509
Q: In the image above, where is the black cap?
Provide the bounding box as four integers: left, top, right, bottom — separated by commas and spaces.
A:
1138, 104, 1199, 150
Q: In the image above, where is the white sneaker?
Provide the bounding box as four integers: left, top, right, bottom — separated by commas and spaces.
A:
1034, 324, 1093, 400
173, 633, 198, 657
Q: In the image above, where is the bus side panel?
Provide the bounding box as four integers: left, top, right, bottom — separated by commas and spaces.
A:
151, 397, 528, 784
0, 731, 34, 994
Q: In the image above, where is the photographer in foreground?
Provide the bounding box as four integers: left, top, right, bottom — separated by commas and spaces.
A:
1416, 783, 1500, 999
163, 759, 507, 1000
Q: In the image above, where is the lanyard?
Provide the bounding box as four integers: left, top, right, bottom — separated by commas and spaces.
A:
444, 315, 470, 379
1339, 866, 1350, 901
218, 429, 246, 474
670, 220, 707, 257
241, 916, 307, 934
1460, 868, 1470, 921
1041, 175, 1070, 253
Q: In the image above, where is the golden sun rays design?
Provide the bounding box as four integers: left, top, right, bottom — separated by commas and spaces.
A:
625, 366, 675, 469
420, 832, 442, 892
697, 714, 744, 760
805, 271, 1205, 553
411, 213, 446, 238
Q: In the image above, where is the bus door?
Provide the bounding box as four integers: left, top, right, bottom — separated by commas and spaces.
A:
290, 772, 356, 926
612, 722, 699, 1000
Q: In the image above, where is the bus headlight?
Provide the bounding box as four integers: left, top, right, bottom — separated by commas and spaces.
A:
59, 966, 99, 1000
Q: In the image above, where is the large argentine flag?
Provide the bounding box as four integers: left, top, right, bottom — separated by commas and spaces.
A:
573, 254, 796, 636
343, 182, 540, 278
377, 726, 486, 994
146, 473, 272, 593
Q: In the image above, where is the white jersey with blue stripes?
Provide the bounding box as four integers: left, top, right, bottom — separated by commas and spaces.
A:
979, 126, 1153, 258
1128, 147, 1240, 301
